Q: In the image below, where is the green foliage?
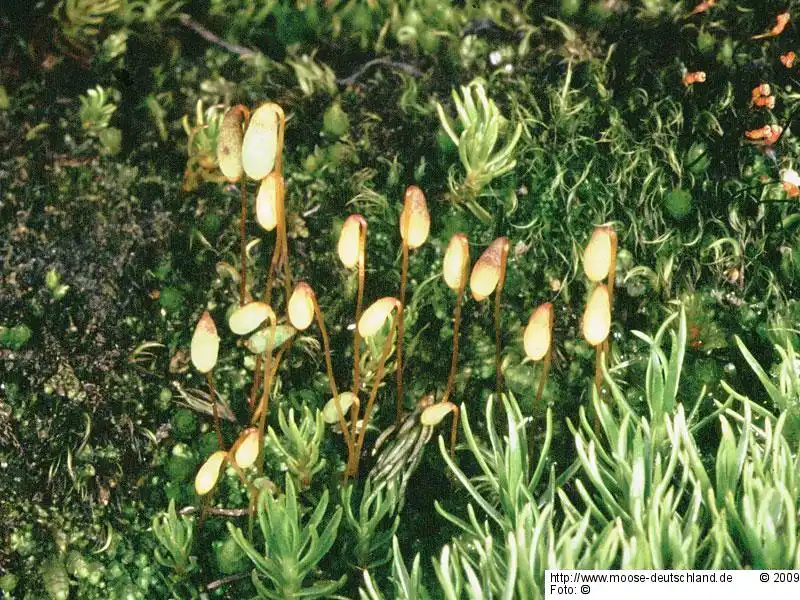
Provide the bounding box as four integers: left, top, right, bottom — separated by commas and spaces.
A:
152, 499, 196, 577
360, 537, 429, 600
734, 335, 800, 442
79, 85, 122, 154
41, 555, 70, 600
0, 323, 32, 350
630, 308, 686, 430
181, 99, 225, 191
8, 1, 800, 596
437, 393, 551, 529
287, 53, 338, 97
266, 405, 326, 489
214, 534, 249, 575
436, 80, 522, 223
341, 478, 400, 569
79, 85, 117, 131
54, 0, 122, 42
434, 394, 567, 598
228, 475, 345, 599
45, 268, 71, 300
323, 101, 350, 137
714, 409, 799, 568
124, 0, 185, 24
428, 308, 800, 595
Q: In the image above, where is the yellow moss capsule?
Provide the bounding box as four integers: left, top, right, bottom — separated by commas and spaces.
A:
233, 428, 259, 469
337, 214, 365, 269
288, 283, 315, 331
255, 172, 281, 232
582, 284, 611, 347
229, 302, 275, 336
358, 297, 400, 337
191, 311, 219, 374
583, 226, 615, 282
399, 185, 430, 249
217, 105, 246, 182
524, 302, 553, 361
421, 401, 457, 426
195, 450, 227, 496
322, 392, 357, 424
443, 233, 469, 291
242, 102, 282, 181
470, 237, 509, 301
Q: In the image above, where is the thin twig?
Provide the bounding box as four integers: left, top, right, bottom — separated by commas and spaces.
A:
337, 57, 424, 86
178, 14, 257, 57
206, 571, 251, 590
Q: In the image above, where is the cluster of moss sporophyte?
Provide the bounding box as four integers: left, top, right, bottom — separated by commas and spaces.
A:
172, 83, 645, 594
8, 1, 800, 597
581, 225, 617, 400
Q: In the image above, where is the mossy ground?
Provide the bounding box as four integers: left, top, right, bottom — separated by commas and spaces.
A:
2, 1, 800, 598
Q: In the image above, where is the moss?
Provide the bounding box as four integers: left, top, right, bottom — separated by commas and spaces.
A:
214, 535, 249, 575
664, 188, 693, 220
0, 324, 31, 350
170, 409, 197, 441
165, 444, 196, 482
4, 1, 800, 595
323, 102, 350, 137
195, 431, 219, 457
158, 286, 184, 313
